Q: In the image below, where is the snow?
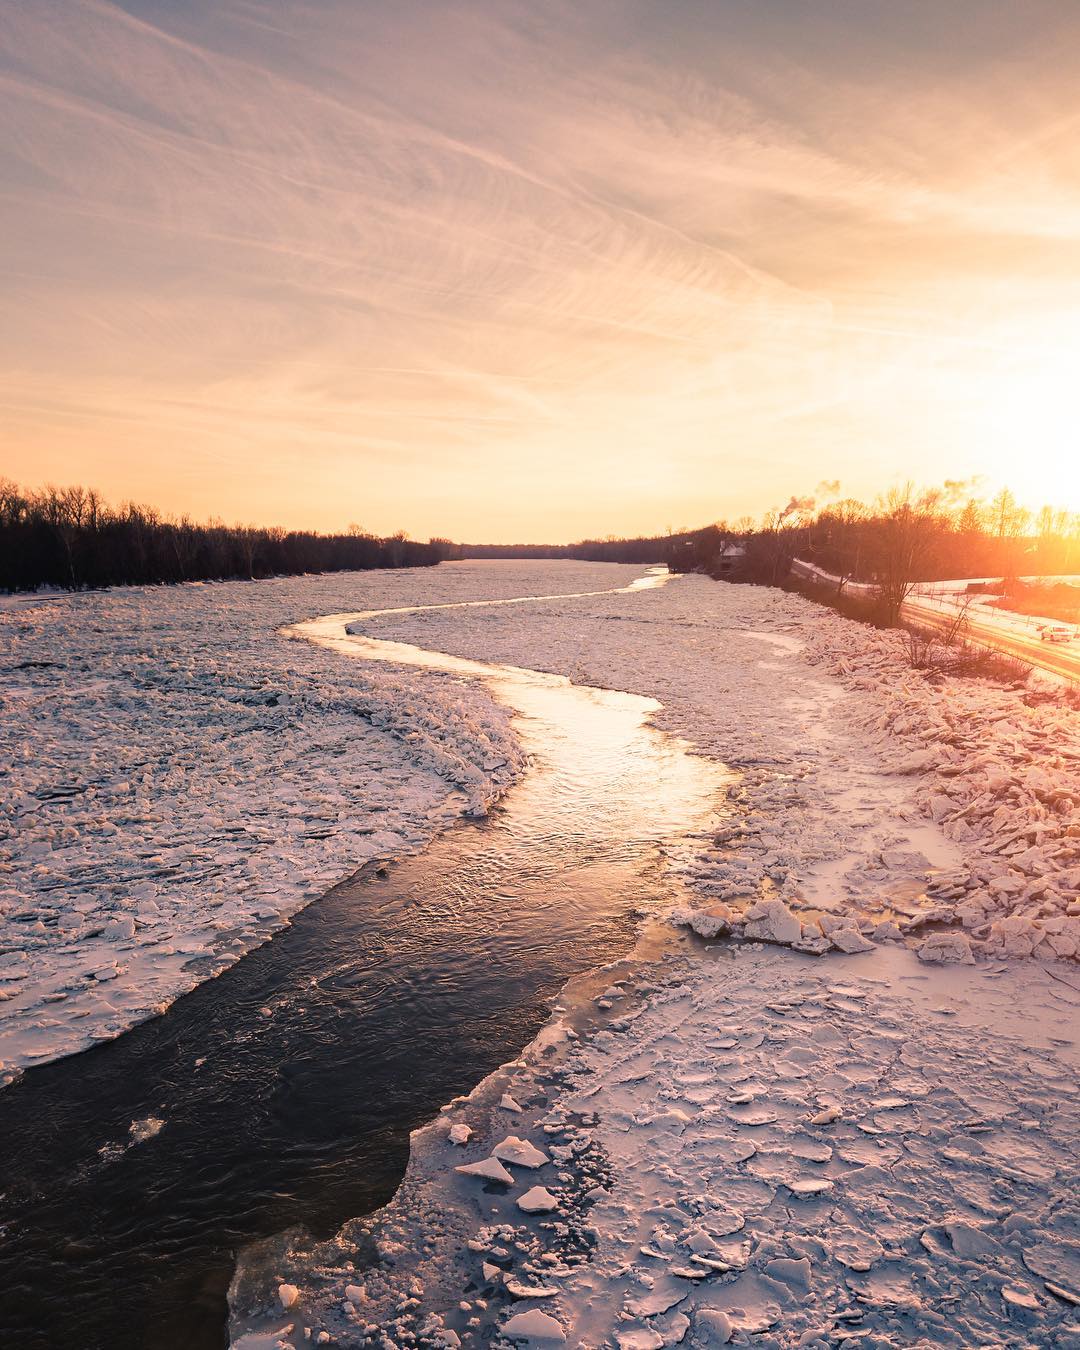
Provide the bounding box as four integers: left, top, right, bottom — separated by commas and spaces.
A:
224, 566, 1078, 1349
342, 570, 1079, 964
793, 558, 1080, 677
253, 944, 1077, 1347
3, 562, 650, 1081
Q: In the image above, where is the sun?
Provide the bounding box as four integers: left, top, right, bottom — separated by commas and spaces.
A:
977, 327, 1080, 514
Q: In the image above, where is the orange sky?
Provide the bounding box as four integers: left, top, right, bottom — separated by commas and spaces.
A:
3, 1, 1080, 540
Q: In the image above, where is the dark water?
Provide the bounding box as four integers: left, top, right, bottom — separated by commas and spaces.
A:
1, 605, 725, 1350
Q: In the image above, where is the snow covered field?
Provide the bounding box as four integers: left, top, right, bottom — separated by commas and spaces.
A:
2, 563, 650, 1080
226, 567, 1080, 1348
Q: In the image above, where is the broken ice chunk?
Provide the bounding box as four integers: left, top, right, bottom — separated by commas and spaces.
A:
501, 1309, 566, 1342
455, 1157, 515, 1184
917, 932, 975, 965
493, 1136, 550, 1169
742, 898, 802, 945
763, 1256, 812, 1291
517, 1186, 559, 1214
788, 1178, 833, 1196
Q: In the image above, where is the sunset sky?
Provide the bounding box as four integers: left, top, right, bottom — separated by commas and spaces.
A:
3, 0, 1080, 541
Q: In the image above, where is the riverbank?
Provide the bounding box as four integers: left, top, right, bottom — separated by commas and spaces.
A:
244, 940, 1078, 1348
228, 570, 1079, 1347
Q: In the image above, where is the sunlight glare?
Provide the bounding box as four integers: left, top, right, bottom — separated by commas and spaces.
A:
980, 320, 1080, 513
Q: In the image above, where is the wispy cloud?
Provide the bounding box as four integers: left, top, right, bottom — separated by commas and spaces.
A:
3, 0, 1080, 534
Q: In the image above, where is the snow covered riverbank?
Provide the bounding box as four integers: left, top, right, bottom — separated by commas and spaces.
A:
251, 941, 1079, 1348
0, 563, 649, 1081
227, 569, 1079, 1348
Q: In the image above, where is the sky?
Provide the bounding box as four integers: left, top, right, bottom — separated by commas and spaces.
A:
2, 0, 1080, 542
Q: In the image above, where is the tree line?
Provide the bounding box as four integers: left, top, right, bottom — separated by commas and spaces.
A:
8, 476, 1075, 620
0, 480, 448, 592
668, 486, 1080, 623
456, 535, 669, 563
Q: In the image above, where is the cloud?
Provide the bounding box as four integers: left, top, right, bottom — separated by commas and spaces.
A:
3, 0, 1080, 534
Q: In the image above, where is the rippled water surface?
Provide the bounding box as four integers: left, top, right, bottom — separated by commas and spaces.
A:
0, 572, 727, 1350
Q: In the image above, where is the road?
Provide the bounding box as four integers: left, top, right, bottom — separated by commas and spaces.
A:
902, 594, 1080, 683
790, 559, 1079, 683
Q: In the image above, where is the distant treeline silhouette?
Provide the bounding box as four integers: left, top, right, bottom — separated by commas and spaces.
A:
457, 536, 668, 563
0, 480, 448, 592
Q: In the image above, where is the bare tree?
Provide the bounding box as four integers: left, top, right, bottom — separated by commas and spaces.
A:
869, 486, 943, 624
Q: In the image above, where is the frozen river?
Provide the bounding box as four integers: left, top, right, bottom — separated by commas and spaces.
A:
0, 567, 728, 1349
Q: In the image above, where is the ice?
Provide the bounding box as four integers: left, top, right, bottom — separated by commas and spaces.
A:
501, 1309, 566, 1342
128, 1115, 165, 1145
503, 1278, 558, 1299
454, 1156, 515, 1184
516, 1186, 558, 1214
763, 1256, 812, 1290
1002, 1285, 1042, 1311
827, 926, 875, 954
1, 562, 548, 1078
327, 568, 1080, 973
275, 938, 1077, 1347
694, 1308, 733, 1342
615, 1328, 664, 1349
788, 1177, 833, 1196
742, 898, 802, 945
1022, 1241, 1080, 1293
491, 1136, 549, 1169
30, 562, 1071, 1350
944, 1219, 1000, 1259
232, 1327, 296, 1350
917, 931, 976, 964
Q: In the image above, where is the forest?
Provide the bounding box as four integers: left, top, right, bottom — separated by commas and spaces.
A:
0, 481, 448, 591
